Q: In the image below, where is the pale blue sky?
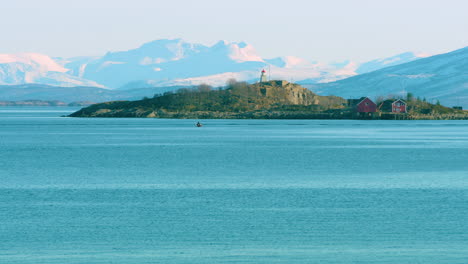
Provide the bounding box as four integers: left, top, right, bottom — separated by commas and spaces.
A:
1, 0, 467, 63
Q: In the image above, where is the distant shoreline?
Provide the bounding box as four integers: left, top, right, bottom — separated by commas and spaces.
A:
0, 100, 93, 107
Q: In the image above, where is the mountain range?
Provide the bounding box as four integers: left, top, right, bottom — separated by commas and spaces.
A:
0, 39, 466, 107
1, 39, 428, 89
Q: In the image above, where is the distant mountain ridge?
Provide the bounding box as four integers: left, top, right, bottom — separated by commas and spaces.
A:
306, 46, 468, 108
355, 52, 430, 74
2, 40, 466, 107
0, 39, 433, 89
0, 84, 184, 103
0, 100, 92, 107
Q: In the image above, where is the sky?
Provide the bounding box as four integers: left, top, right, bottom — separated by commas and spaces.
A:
1, 0, 467, 63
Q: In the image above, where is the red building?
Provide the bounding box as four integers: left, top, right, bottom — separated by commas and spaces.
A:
379, 99, 407, 113
348, 97, 377, 113
392, 99, 407, 113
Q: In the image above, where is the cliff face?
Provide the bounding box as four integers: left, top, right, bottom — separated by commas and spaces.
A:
69, 81, 347, 118
252, 81, 317, 105
235, 81, 345, 109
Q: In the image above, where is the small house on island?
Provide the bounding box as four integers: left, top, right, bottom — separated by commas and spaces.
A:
348, 97, 377, 113
379, 99, 407, 113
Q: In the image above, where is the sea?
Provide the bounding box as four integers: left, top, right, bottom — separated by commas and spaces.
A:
0, 107, 467, 264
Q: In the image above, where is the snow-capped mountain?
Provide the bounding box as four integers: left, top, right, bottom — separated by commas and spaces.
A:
0, 39, 439, 90
73, 39, 269, 88
69, 39, 378, 89
1, 41, 465, 106
0, 53, 103, 87
307, 46, 468, 108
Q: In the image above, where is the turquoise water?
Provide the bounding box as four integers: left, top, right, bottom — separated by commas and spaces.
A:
0, 107, 467, 263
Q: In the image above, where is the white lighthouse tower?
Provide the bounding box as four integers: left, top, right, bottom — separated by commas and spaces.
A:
259, 69, 268, 83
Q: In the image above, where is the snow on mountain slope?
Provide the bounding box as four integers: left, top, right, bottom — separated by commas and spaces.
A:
144, 71, 259, 87
0, 53, 104, 87
307, 46, 468, 108
0, 39, 438, 91
71, 39, 364, 89
0, 53, 68, 73
143, 65, 326, 87
225, 41, 264, 62
91, 40, 428, 89
356, 52, 430, 74
73, 39, 269, 89
58, 56, 100, 78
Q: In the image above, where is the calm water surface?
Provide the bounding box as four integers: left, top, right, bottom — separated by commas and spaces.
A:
0, 107, 467, 263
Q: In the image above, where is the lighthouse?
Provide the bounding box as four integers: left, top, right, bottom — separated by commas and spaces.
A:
259, 69, 268, 83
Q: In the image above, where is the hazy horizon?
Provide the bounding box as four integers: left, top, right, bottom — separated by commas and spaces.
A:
2, 0, 467, 63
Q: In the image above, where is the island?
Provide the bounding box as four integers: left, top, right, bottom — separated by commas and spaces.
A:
69, 80, 468, 120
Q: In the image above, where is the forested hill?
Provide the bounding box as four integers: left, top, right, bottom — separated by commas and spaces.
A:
69, 80, 346, 118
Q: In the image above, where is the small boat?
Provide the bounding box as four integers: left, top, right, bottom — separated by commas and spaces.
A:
196, 122, 203, 127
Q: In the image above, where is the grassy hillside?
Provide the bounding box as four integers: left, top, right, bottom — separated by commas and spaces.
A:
69, 80, 346, 118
